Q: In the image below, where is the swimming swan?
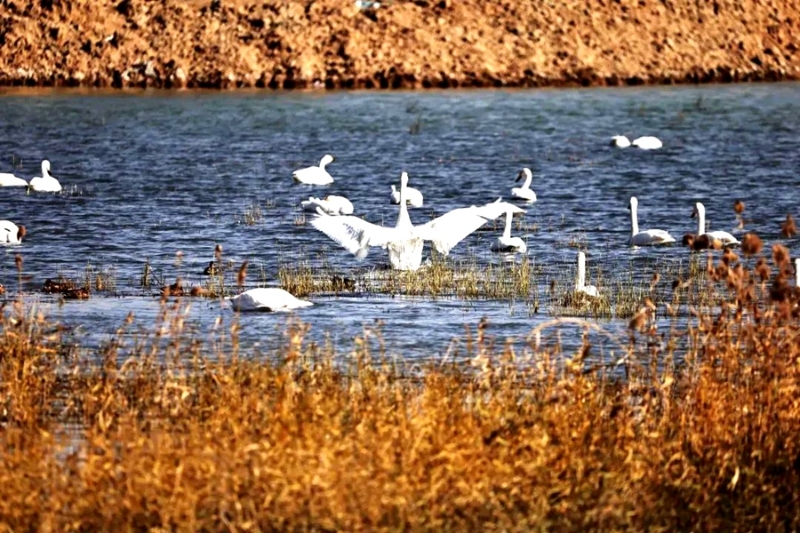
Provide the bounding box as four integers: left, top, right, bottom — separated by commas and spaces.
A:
301, 195, 354, 215
610, 135, 631, 148
0, 220, 26, 244
227, 288, 313, 312
28, 160, 62, 192
632, 136, 663, 150
628, 196, 675, 246
511, 168, 537, 203
691, 202, 739, 246
0, 171, 27, 187
576, 251, 599, 297
490, 209, 527, 253
390, 174, 423, 207
292, 154, 335, 185
310, 172, 524, 271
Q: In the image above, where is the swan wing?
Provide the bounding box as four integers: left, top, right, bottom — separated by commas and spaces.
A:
474, 199, 526, 219
418, 207, 491, 256
310, 215, 401, 258
293, 166, 333, 185
706, 230, 739, 244
419, 200, 525, 256
630, 229, 675, 246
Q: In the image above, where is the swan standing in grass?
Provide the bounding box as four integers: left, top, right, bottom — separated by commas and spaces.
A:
628, 196, 675, 246
610, 135, 632, 148
691, 202, 739, 246
390, 173, 423, 207
0, 220, 26, 244
301, 195, 354, 215
310, 172, 524, 271
227, 288, 313, 312
292, 154, 335, 185
28, 160, 62, 192
490, 209, 526, 253
576, 251, 599, 297
511, 168, 537, 203
0, 171, 27, 187
632, 136, 663, 150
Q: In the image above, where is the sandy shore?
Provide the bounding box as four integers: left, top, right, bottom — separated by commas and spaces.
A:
1, 0, 798, 89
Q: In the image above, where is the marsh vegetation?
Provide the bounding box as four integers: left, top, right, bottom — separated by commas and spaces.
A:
2, 237, 800, 530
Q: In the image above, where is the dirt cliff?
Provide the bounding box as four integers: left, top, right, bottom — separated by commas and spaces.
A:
1, 0, 799, 89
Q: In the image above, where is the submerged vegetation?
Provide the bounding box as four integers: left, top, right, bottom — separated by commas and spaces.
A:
2, 236, 800, 529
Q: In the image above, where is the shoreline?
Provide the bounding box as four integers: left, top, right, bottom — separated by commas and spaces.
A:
2, 0, 799, 91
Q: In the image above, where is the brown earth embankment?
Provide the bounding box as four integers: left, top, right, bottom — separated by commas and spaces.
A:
1, 0, 799, 89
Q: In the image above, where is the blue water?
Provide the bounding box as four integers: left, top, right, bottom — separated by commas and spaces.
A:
1, 84, 799, 361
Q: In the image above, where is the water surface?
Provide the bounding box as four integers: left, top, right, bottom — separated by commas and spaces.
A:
2, 84, 799, 360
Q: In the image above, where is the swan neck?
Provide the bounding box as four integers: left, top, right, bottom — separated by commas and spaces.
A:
396, 178, 411, 228
630, 203, 639, 236
523, 173, 532, 189
796, 259, 800, 287
577, 253, 586, 289
696, 205, 706, 236
503, 211, 512, 238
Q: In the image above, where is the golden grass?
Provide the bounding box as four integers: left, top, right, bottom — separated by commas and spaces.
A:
3, 237, 800, 530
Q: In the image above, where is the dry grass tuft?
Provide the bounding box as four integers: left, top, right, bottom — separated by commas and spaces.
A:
741, 232, 763, 256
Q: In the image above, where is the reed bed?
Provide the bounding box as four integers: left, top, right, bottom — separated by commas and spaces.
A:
2, 235, 800, 530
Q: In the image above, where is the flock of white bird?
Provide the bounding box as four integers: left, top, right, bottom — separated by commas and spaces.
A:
1, 159, 62, 245
3, 135, 717, 312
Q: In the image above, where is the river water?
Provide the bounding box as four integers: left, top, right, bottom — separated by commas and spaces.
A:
1, 83, 799, 362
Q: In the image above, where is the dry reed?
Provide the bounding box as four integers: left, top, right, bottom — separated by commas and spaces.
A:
2, 238, 800, 530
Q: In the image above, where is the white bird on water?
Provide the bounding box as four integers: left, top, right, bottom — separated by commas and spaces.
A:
575, 251, 599, 298
390, 173, 423, 207
28, 160, 62, 192
0, 220, 26, 244
610, 135, 632, 148
628, 196, 675, 246
0, 170, 27, 187
691, 202, 739, 246
632, 136, 663, 150
511, 168, 537, 203
490, 209, 527, 253
301, 195, 354, 215
309, 172, 524, 271
292, 154, 335, 185
227, 288, 313, 312
610, 135, 662, 150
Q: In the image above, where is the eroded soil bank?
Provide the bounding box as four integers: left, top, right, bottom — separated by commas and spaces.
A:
1, 0, 799, 89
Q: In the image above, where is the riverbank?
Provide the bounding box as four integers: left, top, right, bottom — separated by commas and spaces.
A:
1, 0, 799, 89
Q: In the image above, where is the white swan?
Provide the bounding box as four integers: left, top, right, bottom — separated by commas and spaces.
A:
796, 258, 800, 288
0, 220, 26, 244
632, 136, 663, 150
310, 172, 525, 271
490, 209, 526, 253
610, 135, 631, 148
692, 202, 739, 246
628, 196, 675, 246
292, 154, 335, 185
576, 251, 599, 297
511, 168, 537, 203
28, 160, 62, 192
301, 195, 354, 215
227, 288, 313, 312
390, 173, 423, 207
0, 171, 27, 187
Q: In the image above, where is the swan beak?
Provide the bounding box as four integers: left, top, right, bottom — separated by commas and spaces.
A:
690, 208, 698, 218
515, 171, 524, 182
